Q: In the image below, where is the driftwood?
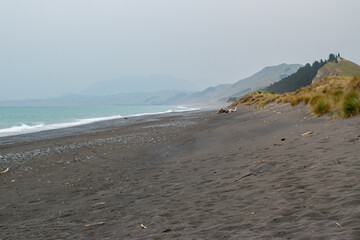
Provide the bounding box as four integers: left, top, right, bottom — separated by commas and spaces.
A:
0, 168, 9, 175
217, 107, 237, 114
301, 131, 313, 136
336, 221, 342, 228
140, 224, 148, 229
233, 173, 254, 183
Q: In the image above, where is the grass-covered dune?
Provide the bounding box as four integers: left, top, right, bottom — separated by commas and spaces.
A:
231, 75, 360, 118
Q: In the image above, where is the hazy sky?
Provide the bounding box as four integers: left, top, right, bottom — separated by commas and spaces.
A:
1, 0, 360, 100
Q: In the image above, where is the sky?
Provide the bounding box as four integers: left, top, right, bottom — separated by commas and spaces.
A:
1, 0, 360, 100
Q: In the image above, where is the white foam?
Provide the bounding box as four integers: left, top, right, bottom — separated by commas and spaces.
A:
0, 123, 45, 134
0, 106, 200, 137
0, 115, 123, 137
176, 106, 200, 111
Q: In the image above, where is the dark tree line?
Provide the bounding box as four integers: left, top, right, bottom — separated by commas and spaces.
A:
265, 54, 339, 94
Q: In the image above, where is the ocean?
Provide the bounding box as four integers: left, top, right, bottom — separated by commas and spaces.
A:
0, 105, 198, 137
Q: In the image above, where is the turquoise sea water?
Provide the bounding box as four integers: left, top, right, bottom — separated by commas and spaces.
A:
0, 105, 198, 137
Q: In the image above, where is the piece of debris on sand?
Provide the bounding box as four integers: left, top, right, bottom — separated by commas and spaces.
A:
0, 168, 9, 175
218, 107, 237, 114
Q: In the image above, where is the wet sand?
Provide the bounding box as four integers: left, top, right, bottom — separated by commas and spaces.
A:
1, 105, 360, 239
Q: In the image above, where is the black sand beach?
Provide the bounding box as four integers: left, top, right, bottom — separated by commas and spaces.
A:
1, 105, 360, 239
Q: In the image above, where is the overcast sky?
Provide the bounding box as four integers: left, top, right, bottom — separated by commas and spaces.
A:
1, 0, 359, 100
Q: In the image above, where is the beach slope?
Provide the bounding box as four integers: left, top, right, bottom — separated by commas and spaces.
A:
1, 105, 360, 239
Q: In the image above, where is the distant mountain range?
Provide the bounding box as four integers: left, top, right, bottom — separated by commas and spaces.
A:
79, 63, 301, 105
82, 75, 202, 96
0, 63, 302, 107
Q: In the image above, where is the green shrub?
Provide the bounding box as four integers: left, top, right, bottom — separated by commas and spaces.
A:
343, 91, 360, 117
313, 98, 331, 116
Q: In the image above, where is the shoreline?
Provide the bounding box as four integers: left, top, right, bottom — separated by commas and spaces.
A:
0, 105, 211, 141
0, 109, 213, 169
1, 104, 360, 239
0, 108, 211, 146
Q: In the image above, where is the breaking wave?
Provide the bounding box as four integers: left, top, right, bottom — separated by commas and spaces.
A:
0, 106, 199, 137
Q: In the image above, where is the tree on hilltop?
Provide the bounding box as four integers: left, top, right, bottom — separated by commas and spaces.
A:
328, 53, 336, 62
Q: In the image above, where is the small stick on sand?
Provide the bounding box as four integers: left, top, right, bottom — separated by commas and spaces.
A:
336, 221, 342, 228
0, 168, 9, 174
140, 224, 148, 229
233, 173, 254, 183
252, 160, 267, 164
94, 202, 105, 205
301, 131, 313, 136
84, 222, 104, 227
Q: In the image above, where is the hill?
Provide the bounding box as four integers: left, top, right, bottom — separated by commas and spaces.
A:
265, 60, 326, 94
230, 63, 302, 95
178, 63, 302, 104
312, 58, 360, 82
265, 54, 360, 94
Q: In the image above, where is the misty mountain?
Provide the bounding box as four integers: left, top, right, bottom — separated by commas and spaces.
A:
82, 75, 201, 96
175, 63, 302, 104
0, 63, 302, 107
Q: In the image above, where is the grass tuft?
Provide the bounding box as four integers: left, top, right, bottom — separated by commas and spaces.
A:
343, 91, 360, 117
312, 97, 331, 116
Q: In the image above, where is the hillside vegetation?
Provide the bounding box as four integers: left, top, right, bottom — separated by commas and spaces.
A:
264, 55, 348, 94
265, 61, 326, 94
231, 75, 360, 118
